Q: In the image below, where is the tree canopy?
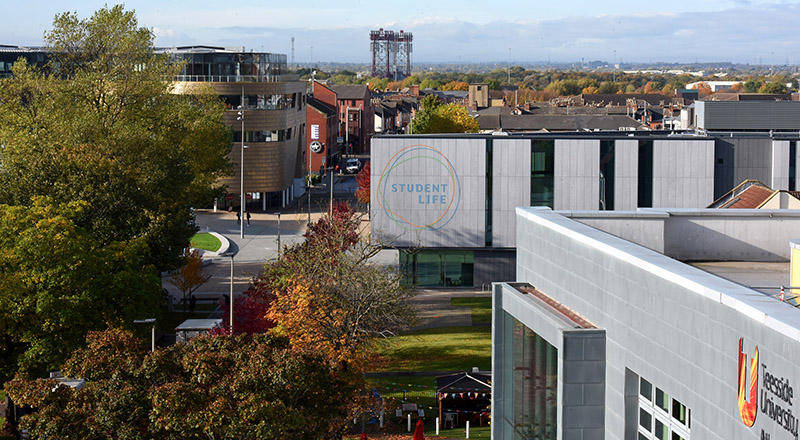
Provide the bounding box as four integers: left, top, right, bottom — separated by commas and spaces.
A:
0, 200, 162, 382
6, 329, 357, 440
412, 95, 480, 134
0, 5, 231, 272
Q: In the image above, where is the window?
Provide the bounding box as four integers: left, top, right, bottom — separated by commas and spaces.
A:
600, 140, 615, 210
531, 140, 555, 208
636, 379, 691, 440
638, 140, 653, 208
790, 141, 796, 191
400, 250, 474, 288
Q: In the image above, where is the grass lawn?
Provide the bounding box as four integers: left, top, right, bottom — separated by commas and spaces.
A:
450, 297, 491, 323
374, 326, 491, 373
190, 232, 221, 252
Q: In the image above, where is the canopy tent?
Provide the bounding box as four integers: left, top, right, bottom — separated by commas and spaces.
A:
435, 371, 491, 428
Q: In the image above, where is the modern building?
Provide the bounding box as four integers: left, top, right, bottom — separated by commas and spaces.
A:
491, 206, 800, 440
159, 46, 307, 210
370, 132, 800, 288
685, 80, 743, 92
0, 45, 47, 78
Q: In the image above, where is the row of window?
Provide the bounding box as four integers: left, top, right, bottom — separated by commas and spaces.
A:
232, 129, 291, 143
638, 376, 691, 440
222, 93, 301, 110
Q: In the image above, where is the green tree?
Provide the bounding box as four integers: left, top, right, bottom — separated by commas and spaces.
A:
0, 6, 231, 272
597, 81, 619, 94
743, 79, 762, 93
0, 200, 162, 382
419, 78, 443, 90
759, 81, 787, 94
412, 95, 479, 134
6, 329, 357, 440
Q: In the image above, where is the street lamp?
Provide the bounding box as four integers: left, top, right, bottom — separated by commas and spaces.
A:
237, 105, 245, 239
133, 318, 156, 352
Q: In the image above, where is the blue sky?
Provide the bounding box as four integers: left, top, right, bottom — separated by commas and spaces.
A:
2, 1, 798, 64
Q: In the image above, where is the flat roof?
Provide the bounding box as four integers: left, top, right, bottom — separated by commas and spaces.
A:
690, 261, 792, 300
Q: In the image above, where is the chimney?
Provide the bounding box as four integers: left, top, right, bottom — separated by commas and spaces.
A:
410, 84, 420, 97
524, 102, 530, 111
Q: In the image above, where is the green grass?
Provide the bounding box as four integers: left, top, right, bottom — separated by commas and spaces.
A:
190, 232, 221, 252
450, 297, 492, 323
374, 326, 491, 373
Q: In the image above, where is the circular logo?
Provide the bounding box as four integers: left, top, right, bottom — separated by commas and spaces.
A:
310, 141, 323, 153
377, 144, 461, 230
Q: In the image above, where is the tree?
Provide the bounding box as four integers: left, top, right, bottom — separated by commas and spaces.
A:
412, 102, 480, 134
0, 6, 231, 272
248, 202, 415, 372
0, 200, 162, 382
419, 78, 442, 90
441, 81, 469, 91
355, 161, 371, 205
743, 79, 761, 93
169, 250, 211, 316
597, 81, 619, 94
5, 329, 357, 440
759, 81, 787, 94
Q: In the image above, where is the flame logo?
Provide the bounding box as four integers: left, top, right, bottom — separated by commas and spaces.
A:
738, 337, 758, 427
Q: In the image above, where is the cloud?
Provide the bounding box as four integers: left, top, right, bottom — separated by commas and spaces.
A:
152, 27, 174, 38
141, 2, 800, 63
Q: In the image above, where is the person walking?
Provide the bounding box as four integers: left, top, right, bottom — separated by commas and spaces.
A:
246, 211, 251, 226
236, 209, 241, 225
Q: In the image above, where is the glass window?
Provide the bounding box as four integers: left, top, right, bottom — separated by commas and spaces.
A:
640, 408, 652, 432
531, 140, 555, 208
401, 250, 474, 288
638, 140, 653, 208
600, 140, 615, 210
790, 141, 796, 192
656, 388, 669, 413
655, 419, 668, 440
503, 314, 558, 440
640, 378, 652, 401
672, 399, 687, 425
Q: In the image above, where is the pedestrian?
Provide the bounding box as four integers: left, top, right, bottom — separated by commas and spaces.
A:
246, 211, 251, 226
236, 209, 241, 225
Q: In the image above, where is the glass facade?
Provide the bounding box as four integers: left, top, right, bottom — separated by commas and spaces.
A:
162, 50, 287, 82
502, 313, 558, 440
531, 140, 555, 208
790, 141, 797, 191
220, 93, 297, 110
233, 129, 289, 143
400, 250, 474, 288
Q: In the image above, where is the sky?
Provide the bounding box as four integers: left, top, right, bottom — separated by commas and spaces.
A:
2, 1, 799, 65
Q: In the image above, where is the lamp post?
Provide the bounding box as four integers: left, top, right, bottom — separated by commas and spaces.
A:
133, 318, 156, 352
237, 106, 245, 239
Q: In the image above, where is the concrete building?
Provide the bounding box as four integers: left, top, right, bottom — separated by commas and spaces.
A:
492, 206, 800, 440
371, 133, 800, 288
686, 80, 743, 92
160, 46, 307, 210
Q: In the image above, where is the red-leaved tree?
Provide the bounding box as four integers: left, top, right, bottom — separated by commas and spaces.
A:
355, 161, 370, 205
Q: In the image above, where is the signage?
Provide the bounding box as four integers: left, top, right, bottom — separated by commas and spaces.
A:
226, 194, 233, 201
738, 338, 799, 439
376, 144, 461, 231
310, 141, 324, 154
245, 193, 252, 200
336, 136, 344, 144
311, 124, 320, 140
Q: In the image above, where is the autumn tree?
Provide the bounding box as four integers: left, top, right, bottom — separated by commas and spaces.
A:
412, 95, 480, 134
441, 81, 469, 91
0, 6, 231, 272
355, 161, 371, 205
169, 250, 211, 316
0, 200, 161, 382
6, 329, 357, 440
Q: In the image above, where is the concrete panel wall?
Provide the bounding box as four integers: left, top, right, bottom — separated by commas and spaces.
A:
371, 137, 486, 248
555, 139, 600, 210
697, 101, 800, 130
652, 140, 715, 208
565, 209, 800, 261
492, 138, 531, 248
614, 140, 639, 211
731, 137, 772, 185
771, 140, 790, 190
514, 207, 800, 440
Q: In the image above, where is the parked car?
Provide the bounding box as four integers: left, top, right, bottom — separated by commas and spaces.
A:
345, 158, 361, 174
